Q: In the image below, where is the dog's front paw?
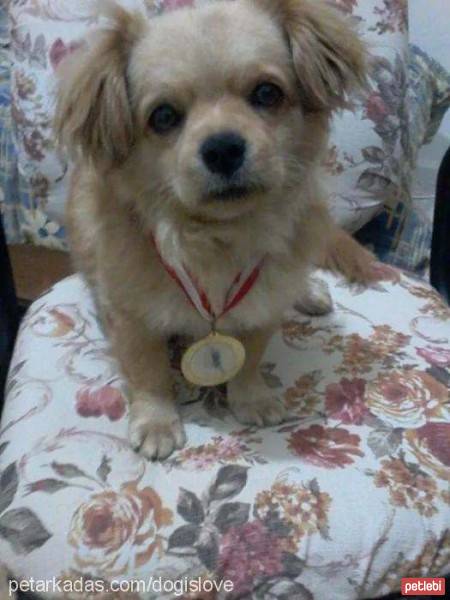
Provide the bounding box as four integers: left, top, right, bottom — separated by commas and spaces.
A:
228, 381, 287, 427
128, 398, 186, 460
295, 277, 333, 316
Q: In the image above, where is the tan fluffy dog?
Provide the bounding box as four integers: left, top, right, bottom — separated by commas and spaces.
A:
55, 0, 375, 460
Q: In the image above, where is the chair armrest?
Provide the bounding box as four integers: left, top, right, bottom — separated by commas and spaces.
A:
430, 146, 450, 303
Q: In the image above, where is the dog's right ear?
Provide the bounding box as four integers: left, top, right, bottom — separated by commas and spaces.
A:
54, 2, 146, 166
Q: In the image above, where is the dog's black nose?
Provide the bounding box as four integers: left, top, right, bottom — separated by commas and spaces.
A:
200, 132, 246, 178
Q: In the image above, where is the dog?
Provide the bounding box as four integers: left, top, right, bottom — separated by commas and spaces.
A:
55, 0, 375, 460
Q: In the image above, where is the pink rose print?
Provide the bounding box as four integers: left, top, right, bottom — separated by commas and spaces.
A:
373, 0, 408, 35
162, 0, 195, 11
288, 425, 364, 468
366, 370, 449, 428
50, 39, 82, 71
69, 482, 172, 576
76, 386, 126, 421
365, 93, 391, 125
218, 520, 284, 596
416, 423, 450, 467
325, 378, 369, 425
417, 347, 450, 369
406, 423, 450, 482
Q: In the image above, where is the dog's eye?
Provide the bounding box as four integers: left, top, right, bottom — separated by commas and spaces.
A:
149, 104, 182, 134
250, 83, 284, 109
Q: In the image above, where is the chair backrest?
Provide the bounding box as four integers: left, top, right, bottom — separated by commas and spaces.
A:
430, 146, 450, 304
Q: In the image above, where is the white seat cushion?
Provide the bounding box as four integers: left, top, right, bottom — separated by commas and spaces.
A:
1, 270, 449, 599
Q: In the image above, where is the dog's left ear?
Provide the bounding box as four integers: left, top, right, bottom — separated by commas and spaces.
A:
258, 0, 367, 112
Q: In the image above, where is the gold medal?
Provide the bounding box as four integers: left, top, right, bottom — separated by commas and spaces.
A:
151, 233, 264, 387
181, 332, 246, 387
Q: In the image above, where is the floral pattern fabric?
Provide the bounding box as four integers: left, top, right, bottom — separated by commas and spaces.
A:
356, 44, 450, 278
1, 268, 450, 599
2, 0, 412, 248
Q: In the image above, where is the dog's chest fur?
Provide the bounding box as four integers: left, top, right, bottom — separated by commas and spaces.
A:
145, 221, 311, 337
68, 168, 328, 340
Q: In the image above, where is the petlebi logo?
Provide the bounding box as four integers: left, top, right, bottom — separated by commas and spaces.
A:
401, 578, 446, 596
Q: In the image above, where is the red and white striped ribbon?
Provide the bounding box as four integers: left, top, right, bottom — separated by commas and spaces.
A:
152, 236, 265, 323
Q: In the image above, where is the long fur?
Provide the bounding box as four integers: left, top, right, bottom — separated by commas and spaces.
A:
55, 0, 375, 460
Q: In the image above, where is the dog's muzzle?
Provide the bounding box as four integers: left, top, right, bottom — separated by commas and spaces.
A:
200, 131, 247, 179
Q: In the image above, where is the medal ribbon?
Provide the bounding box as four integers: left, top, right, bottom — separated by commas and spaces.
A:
152, 236, 264, 324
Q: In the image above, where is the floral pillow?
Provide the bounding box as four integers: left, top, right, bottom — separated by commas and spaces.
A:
356, 46, 450, 277
325, 0, 410, 231
5, 0, 411, 249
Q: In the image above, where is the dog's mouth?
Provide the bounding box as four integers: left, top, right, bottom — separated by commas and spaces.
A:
183, 180, 270, 224
204, 183, 266, 204
209, 185, 251, 202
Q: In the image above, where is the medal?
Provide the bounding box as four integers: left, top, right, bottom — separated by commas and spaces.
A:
181, 332, 246, 387
152, 235, 264, 386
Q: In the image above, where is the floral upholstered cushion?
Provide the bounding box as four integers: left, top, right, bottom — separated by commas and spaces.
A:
1, 269, 450, 599
5, 0, 411, 249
